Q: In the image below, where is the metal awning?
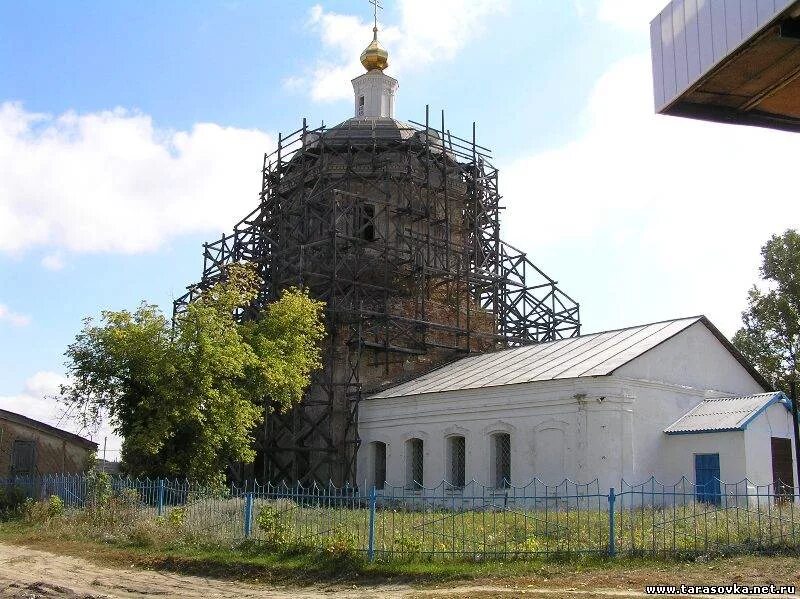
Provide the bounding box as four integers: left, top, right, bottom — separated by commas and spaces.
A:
651, 0, 800, 132
664, 391, 791, 434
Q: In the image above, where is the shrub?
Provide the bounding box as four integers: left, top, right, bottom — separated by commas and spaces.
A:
321, 530, 362, 562
393, 533, 423, 560
47, 495, 65, 518
85, 470, 112, 506
256, 501, 294, 548
23, 496, 65, 525
127, 518, 169, 547
167, 506, 185, 528
0, 486, 28, 520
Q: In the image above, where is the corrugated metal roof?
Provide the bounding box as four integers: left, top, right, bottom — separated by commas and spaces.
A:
664, 392, 790, 434
369, 316, 703, 399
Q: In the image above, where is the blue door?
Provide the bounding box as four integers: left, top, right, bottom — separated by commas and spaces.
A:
695, 453, 721, 505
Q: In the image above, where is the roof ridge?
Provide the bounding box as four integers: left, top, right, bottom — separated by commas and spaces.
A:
486, 315, 704, 357
704, 391, 778, 400
0, 408, 97, 448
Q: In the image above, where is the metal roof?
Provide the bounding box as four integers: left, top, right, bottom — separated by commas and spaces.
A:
324, 117, 421, 141
0, 408, 98, 449
664, 392, 791, 434
370, 316, 705, 399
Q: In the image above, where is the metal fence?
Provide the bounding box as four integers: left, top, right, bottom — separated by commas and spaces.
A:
3, 474, 800, 561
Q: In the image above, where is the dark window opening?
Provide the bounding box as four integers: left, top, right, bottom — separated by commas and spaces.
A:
360, 204, 375, 241
448, 435, 466, 488
372, 441, 386, 490
492, 433, 511, 488
406, 438, 423, 489
11, 439, 36, 476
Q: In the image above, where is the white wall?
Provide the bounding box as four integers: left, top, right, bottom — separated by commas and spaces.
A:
615, 321, 765, 395
359, 322, 782, 492
662, 430, 746, 486
358, 377, 635, 490
351, 71, 398, 118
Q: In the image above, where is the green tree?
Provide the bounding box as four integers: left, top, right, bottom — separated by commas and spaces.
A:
60, 264, 325, 486
732, 229, 800, 394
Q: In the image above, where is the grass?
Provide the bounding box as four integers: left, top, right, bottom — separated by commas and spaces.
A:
3, 522, 800, 593
2, 495, 800, 590
207, 494, 800, 559
3, 486, 800, 594
0, 518, 617, 586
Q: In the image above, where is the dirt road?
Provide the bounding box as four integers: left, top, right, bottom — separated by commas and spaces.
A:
0, 543, 407, 599
1, 544, 798, 598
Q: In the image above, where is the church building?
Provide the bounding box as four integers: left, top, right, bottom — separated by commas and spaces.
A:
360, 316, 797, 493
179, 8, 797, 494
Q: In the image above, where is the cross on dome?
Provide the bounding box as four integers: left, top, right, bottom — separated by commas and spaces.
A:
361, 0, 388, 71
370, 0, 382, 30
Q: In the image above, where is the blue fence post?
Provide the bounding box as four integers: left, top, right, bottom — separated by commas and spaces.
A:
608, 487, 617, 557
157, 479, 165, 517
368, 486, 377, 563
244, 492, 254, 539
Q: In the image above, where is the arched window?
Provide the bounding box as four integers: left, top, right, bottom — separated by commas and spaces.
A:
406, 438, 423, 489
446, 435, 466, 488
371, 441, 386, 490
490, 432, 511, 488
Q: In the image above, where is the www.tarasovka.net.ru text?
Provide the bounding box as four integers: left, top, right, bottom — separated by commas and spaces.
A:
645, 584, 796, 595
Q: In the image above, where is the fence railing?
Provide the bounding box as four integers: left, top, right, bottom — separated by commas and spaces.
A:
3, 474, 799, 561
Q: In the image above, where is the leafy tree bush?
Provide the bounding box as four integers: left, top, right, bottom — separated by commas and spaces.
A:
85, 470, 112, 507
733, 229, 799, 393
47, 495, 65, 518
59, 264, 325, 486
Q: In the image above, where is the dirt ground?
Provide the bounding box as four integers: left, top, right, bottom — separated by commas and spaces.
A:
2, 544, 800, 599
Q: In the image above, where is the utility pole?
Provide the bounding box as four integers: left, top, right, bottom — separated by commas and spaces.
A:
102, 436, 107, 472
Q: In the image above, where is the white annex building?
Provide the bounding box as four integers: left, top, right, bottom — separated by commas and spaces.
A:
359, 316, 797, 493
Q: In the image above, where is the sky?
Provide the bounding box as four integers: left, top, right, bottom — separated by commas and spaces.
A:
1, 0, 798, 459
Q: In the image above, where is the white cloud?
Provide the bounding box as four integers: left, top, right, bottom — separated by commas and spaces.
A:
41, 253, 65, 271
0, 102, 274, 255
501, 54, 800, 336
0, 371, 122, 456
597, 0, 665, 32
0, 303, 30, 326
0, 372, 68, 426
294, 0, 506, 102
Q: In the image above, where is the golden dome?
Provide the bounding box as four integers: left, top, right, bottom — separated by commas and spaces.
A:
360, 27, 389, 71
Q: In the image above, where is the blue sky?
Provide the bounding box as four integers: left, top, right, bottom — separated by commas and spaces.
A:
1, 0, 798, 455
